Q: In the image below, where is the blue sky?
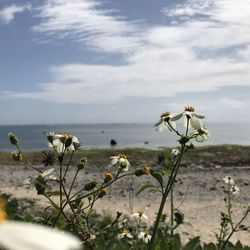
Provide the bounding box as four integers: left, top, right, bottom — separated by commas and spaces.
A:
0, 0, 250, 124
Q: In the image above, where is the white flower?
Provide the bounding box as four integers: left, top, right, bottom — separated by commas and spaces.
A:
117, 230, 133, 240
171, 106, 205, 130
189, 127, 211, 143
230, 184, 240, 195
49, 133, 80, 154
171, 148, 180, 156
131, 211, 148, 221
223, 176, 234, 185
23, 168, 58, 189
0, 221, 81, 250
154, 112, 176, 132
110, 154, 130, 172
138, 232, 152, 244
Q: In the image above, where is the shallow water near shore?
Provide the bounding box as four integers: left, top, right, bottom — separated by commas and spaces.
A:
1, 122, 250, 151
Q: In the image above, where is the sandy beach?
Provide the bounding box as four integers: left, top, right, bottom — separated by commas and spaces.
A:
0, 146, 250, 245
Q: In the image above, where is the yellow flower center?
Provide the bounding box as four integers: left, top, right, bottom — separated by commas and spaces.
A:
60, 133, 69, 143
160, 112, 171, 118
184, 106, 195, 112
143, 166, 150, 175
118, 153, 127, 159
0, 200, 7, 223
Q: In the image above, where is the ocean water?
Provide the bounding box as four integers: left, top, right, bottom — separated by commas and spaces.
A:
1, 123, 250, 151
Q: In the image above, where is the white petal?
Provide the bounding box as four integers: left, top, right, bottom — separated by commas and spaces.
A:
194, 114, 205, 119
72, 136, 79, 143
0, 221, 81, 250
171, 112, 183, 121
190, 117, 203, 130
110, 157, 118, 165
182, 116, 188, 128
195, 135, 205, 143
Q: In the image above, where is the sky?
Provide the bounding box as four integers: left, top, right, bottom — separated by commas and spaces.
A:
0, 0, 250, 125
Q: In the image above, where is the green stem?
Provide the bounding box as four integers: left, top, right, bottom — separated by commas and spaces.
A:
68, 169, 79, 197
170, 186, 174, 250
70, 171, 134, 202
16, 145, 42, 173
220, 210, 249, 250
148, 145, 185, 250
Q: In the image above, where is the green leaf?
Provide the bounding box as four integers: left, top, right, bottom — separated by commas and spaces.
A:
136, 184, 160, 196
204, 243, 217, 250
183, 237, 201, 250
172, 234, 182, 249
150, 170, 164, 190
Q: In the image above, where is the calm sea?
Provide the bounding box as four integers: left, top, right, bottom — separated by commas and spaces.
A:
1, 123, 250, 151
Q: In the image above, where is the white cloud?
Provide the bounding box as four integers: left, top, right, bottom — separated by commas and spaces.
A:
32, 0, 141, 53
0, 4, 30, 24
3, 0, 250, 115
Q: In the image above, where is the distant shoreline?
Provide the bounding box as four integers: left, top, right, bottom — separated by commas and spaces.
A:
1, 144, 250, 167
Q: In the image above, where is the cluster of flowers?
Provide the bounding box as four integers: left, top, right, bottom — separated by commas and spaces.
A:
118, 211, 151, 244
155, 106, 210, 143
223, 176, 240, 195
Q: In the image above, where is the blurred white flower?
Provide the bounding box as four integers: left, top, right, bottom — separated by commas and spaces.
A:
230, 184, 240, 195
171, 148, 180, 156
0, 199, 81, 250
154, 112, 176, 132
171, 106, 205, 130
138, 232, 151, 244
117, 230, 133, 240
131, 211, 148, 221
23, 168, 58, 189
0, 221, 81, 250
110, 154, 130, 171
223, 176, 234, 185
49, 133, 80, 154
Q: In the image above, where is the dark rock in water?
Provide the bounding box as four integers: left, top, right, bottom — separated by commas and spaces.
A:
144, 141, 149, 144
110, 139, 117, 146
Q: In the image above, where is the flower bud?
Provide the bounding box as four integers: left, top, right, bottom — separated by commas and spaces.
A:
83, 181, 98, 191
11, 151, 23, 161
143, 166, 150, 175
46, 132, 54, 144
98, 188, 108, 198
65, 135, 73, 148
8, 132, 19, 146
134, 166, 150, 177
77, 157, 87, 170
104, 172, 113, 182
134, 169, 144, 177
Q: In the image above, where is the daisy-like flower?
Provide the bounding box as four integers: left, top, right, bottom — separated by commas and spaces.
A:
110, 154, 130, 172
23, 168, 58, 190
230, 184, 240, 195
48, 133, 80, 154
0, 200, 81, 250
154, 112, 176, 132
131, 211, 148, 221
138, 232, 152, 244
117, 229, 133, 240
171, 106, 205, 130
223, 176, 234, 185
189, 127, 211, 143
